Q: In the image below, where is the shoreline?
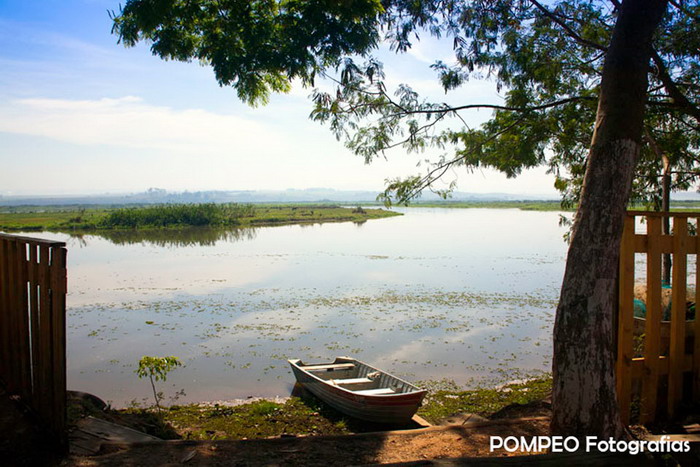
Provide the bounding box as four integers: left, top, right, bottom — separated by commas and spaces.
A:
0, 204, 401, 232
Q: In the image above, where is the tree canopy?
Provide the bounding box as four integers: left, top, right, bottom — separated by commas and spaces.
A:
113, 0, 700, 206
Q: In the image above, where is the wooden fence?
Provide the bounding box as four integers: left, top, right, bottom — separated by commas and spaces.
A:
617, 211, 700, 425
0, 233, 67, 448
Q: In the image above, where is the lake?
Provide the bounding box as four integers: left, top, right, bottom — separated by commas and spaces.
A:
24, 208, 569, 407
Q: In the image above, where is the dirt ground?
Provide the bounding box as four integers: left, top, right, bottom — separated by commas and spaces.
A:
68, 418, 551, 466
10, 390, 694, 466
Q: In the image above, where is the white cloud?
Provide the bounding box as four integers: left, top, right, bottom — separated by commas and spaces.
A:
0, 96, 286, 153
400, 32, 456, 66
0, 94, 557, 195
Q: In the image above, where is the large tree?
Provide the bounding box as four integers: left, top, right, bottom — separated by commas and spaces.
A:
113, 0, 698, 437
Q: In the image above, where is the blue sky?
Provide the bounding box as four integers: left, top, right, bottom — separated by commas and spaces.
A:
0, 0, 558, 196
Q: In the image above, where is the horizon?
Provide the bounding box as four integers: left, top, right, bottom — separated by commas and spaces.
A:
2, 186, 700, 203
0, 186, 560, 201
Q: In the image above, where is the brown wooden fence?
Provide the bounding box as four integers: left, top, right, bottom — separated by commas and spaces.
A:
0, 233, 67, 447
617, 211, 700, 425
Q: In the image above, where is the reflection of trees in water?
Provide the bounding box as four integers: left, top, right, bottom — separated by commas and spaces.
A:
69, 227, 257, 247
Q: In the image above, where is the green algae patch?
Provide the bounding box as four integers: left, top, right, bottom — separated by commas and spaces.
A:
118, 398, 353, 440
417, 376, 552, 424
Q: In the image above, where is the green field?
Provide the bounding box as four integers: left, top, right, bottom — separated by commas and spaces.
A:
0, 204, 401, 232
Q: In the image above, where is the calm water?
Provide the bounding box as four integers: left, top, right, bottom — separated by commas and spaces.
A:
25, 208, 569, 407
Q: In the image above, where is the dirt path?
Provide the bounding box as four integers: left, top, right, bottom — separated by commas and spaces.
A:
69, 418, 549, 466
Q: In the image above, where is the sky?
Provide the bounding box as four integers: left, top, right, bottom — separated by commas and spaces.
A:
0, 0, 559, 197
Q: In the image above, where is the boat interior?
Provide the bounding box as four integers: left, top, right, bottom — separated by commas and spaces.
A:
299, 360, 417, 395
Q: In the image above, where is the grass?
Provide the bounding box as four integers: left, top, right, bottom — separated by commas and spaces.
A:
0, 203, 401, 231
98, 203, 254, 228
407, 200, 569, 211
68, 377, 552, 440
245, 205, 399, 225
416, 375, 552, 424
155, 398, 354, 440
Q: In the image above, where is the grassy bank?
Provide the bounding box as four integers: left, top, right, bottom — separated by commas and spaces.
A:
0, 204, 400, 231
417, 376, 552, 423
69, 376, 552, 440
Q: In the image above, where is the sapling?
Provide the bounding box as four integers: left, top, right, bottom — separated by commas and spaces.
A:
136, 355, 182, 413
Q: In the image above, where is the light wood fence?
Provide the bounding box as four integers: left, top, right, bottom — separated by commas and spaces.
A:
617, 211, 700, 425
0, 233, 67, 448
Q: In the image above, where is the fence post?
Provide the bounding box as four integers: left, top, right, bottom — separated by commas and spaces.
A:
641, 215, 662, 424
50, 246, 67, 449
616, 215, 636, 424
668, 217, 688, 417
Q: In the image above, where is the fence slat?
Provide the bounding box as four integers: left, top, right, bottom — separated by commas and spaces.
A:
17, 243, 31, 402
7, 240, 20, 395
641, 216, 662, 424
49, 247, 67, 446
668, 217, 688, 417
28, 245, 40, 405
38, 245, 53, 426
0, 239, 9, 381
696, 217, 700, 401
617, 216, 636, 425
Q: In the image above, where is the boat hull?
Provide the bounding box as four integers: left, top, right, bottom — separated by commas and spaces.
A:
289, 358, 426, 424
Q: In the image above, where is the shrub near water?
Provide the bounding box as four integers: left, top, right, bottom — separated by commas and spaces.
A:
98, 203, 254, 228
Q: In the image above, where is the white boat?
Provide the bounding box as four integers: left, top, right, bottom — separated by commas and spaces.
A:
288, 356, 427, 424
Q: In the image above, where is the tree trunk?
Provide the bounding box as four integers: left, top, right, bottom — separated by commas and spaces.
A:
662, 162, 671, 285
551, 0, 667, 438
645, 127, 672, 284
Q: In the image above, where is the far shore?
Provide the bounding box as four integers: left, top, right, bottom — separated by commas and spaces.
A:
0, 203, 401, 232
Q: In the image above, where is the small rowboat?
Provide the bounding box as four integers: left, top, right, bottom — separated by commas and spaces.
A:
288, 356, 427, 424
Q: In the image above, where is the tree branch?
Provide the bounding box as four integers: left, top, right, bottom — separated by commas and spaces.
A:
388, 95, 596, 118
669, 0, 700, 21
380, 112, 449, 151
651, 50, 700, 124
529, 0, 608, 52
395, 115, 528, 202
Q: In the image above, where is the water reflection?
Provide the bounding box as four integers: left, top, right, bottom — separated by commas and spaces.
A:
68, 226, 258, 247
49, 208, 569, 406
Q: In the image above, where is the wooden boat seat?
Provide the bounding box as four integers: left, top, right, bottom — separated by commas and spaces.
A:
302, 363, 355, 371
331, 377, 372, 386
354, 388, 395, 395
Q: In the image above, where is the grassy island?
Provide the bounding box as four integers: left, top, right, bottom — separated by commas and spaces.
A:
0, 203, 401, 232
